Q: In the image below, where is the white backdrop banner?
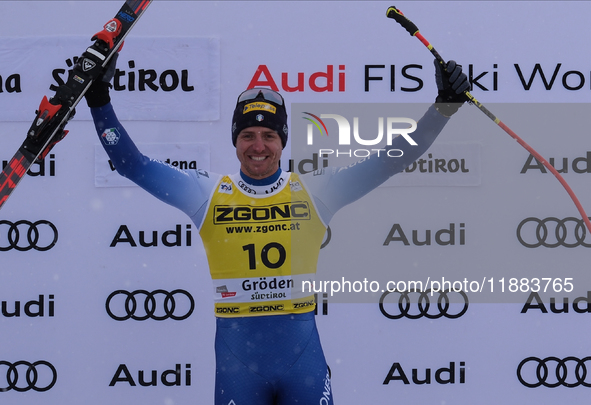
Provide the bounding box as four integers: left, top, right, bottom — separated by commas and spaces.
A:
1, 2, 591, 405
0, 36, 220, 122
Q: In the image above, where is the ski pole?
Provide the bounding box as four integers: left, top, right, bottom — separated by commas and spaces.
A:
386, 5, 591, 235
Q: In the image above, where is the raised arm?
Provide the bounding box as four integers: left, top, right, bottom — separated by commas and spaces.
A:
303, 60, 470, 223
85, 55, 218, 225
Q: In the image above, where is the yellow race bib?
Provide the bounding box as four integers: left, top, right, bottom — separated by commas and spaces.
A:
200, 173, 327, 317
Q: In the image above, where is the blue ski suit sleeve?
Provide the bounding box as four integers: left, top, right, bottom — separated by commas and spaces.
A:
90, 103, 217, 225
302, 105, 449, 224
90, 103, 448, 227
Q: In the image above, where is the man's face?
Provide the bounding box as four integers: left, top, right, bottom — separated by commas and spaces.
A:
235, 126, 283, 180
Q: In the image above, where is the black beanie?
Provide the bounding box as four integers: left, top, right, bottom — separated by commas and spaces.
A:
231, 88, 288, 148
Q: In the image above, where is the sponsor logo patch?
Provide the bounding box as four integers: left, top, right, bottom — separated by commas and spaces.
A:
101, 128, 121, 146
243, 102, 276, 114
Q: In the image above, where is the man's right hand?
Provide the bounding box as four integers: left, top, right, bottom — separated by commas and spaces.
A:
84, 52, 118, 108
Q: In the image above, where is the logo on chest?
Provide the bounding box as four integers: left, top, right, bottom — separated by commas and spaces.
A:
213, 202, 310, 224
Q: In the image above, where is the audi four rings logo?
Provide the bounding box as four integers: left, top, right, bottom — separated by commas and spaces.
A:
106, 289, 195, 321
517, 217, 591, 248
0, 360, 57, 392
379, 289, 469, 319
517, 356, 591, 388
0, 220, 58, 251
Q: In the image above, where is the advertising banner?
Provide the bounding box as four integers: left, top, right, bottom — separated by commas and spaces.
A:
1, 2, 590, 404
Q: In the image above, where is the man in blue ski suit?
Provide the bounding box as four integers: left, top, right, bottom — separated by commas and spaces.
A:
85, 53, 469, 404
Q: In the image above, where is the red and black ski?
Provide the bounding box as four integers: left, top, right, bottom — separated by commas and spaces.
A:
0, 0, 152, 209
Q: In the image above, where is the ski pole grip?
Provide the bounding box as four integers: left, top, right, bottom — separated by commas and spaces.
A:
386, 6, 419, 36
